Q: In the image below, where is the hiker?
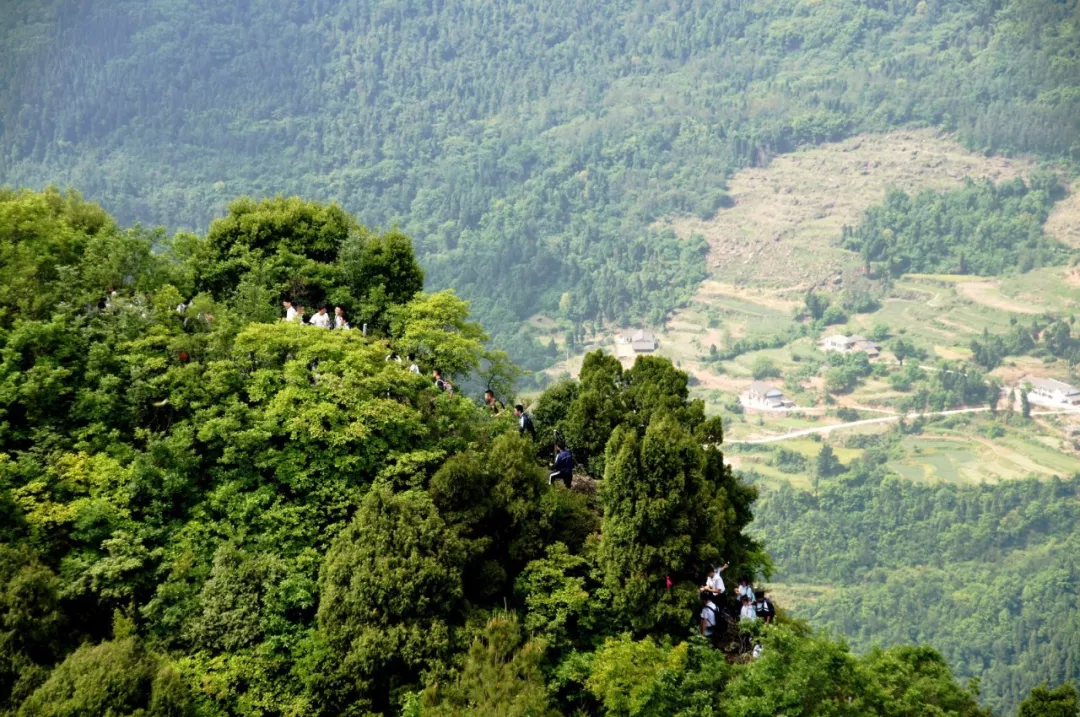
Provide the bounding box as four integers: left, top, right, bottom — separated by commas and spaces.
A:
433, 368, 453, 396
387, 352, 404, 363
755, 591, 775, 624
334, 305, 350, 329
407, 353, 421, 375
702, 563, 728, 601
484, 390, 502, 415
700, 592, 721, 647
739, 595, 757, 622
310, 305, 332, 328
283, 300, 296, 322
515, 404, 536, 439
736, 578, 755, 603
294, 304, 306, 324
549, 440, 573, 488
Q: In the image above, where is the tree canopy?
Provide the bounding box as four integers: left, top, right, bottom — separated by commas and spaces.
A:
0, 188, 1035, 715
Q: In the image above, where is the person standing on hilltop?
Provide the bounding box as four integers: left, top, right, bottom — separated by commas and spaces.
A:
755, 591, 775, 624
433, 368, 453, 396
310, 305, 332, 328
514, 404, 536, 439
702, 563, 729, 603
700, 593, 721, 647
334, 305, 350, 329
549, 440, 574, 488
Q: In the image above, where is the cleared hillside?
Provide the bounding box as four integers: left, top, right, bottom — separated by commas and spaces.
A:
657, 130, 1044, 291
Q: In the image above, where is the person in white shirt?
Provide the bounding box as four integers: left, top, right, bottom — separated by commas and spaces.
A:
334, 305, 350, 329
293, 304, 306, 324
407, 353, 421, 375
736, 578, 755, 603
702, 562, 728, 601
700, 593, 720, 645
310, 306, 332, 329
739, 596, 757, 622
283, 300, 296, 322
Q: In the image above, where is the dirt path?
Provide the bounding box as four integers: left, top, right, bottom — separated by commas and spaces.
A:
728, 407, 1080, 444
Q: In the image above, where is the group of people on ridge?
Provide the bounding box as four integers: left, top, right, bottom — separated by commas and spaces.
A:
284, 300, 575, 488
698, 563, 775, 651
282, 299, 351, 329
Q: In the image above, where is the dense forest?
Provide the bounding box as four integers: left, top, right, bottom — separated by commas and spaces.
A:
2, 0, 1079, 367
3, 188, 1040, 715
751, 446, 1080, 715
841, 174, 1069, 277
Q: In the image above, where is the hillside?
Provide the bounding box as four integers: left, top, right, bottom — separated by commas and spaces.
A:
0, 188, 1040, 716
2, 0, 1079, 371
6, 1, 1080, 714
535, 126, 1080, 713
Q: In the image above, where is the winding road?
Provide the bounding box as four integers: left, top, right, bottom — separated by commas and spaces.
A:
728, 406, 1080, 445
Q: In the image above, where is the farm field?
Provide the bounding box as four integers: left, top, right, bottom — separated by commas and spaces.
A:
731, 412, 1080, 491
542, 129, 1080, 494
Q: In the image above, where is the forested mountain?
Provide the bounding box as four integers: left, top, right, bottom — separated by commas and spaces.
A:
0, 188, 1027, 715
751, 450, 1080, 714
2, 0, 1079, 365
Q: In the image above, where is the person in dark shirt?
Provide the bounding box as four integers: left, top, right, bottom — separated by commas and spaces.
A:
755, 591, 776, 624
514, 404, 536, 439
433, 368, 453, 396
549, 440, 574, 488
484, 390, 502, 415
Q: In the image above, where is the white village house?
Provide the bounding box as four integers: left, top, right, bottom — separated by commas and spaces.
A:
1019, 376, 1080, 407
822, 333, 880, 358
742, 382, 795, 410
621, 328, 657, 353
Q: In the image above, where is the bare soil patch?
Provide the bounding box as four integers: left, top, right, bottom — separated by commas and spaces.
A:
657, 129, 1041, 292
1045, 184, 1080, 249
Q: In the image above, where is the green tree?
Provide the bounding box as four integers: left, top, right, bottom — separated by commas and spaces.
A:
338, 228, 425, 332
805, 292, 830, 321
198, 196, 356, 302
17, 627, 192, 717
722, 625, 867, 717
892, 338, 914, 367
586, 635, 729, 717
751, 356, 780, 380
816, 444, 842, 479
317, 485, 467, 711
1018, 683, 1079, 717
561, 351, 627, 477
417, 615, 555, 717
391, 290, 488, 379
598, 415, 757, 633
514, 543, 596, 655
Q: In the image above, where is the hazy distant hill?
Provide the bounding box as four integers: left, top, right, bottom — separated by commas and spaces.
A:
1, 0, 1077, 369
